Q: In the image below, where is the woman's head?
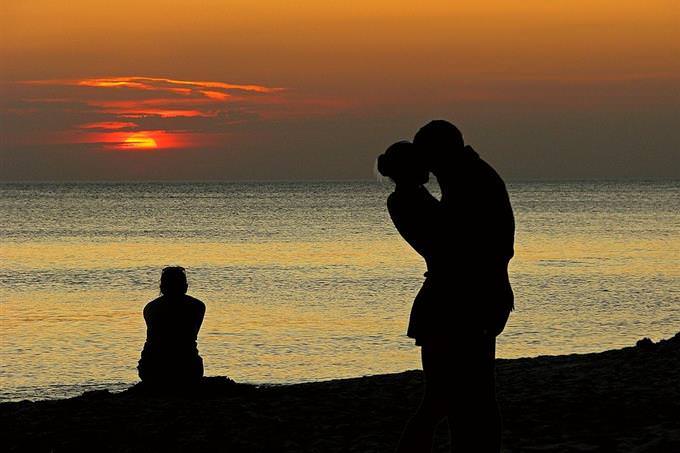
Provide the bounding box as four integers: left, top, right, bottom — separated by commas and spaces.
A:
377, 141, 428, 186
160, 266, 188, 296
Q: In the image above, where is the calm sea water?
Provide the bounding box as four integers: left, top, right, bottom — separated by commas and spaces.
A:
1, 181, 678, 401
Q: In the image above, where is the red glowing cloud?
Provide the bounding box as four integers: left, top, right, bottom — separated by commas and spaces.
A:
73, 76, 281, 94
79, 121, 138, 130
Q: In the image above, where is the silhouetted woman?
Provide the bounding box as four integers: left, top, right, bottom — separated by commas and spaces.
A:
138, 266, 206, 389
379, 141, 501, 452
378, 142, 442, 343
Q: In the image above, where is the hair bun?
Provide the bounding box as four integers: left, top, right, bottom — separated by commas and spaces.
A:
378, 141, 411, 178
377, 152, 394, 178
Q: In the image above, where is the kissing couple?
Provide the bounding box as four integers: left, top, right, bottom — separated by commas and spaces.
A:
378, 120, 515, 453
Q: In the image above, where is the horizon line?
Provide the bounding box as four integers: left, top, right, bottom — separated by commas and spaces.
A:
0, 176, 678, 184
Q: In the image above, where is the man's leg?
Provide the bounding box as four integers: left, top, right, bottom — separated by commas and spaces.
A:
448, 334, 500, 453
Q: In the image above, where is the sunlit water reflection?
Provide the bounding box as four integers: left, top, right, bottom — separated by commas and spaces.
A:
1, 181, 678, 401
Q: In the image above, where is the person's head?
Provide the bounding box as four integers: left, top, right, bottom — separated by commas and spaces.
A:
160, 266, 188, 296
377, 141, 428, 186
413, 120, 464, 176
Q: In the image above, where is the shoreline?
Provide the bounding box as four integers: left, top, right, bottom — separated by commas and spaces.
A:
3, 336, 675, 404
2, 332, 678, 452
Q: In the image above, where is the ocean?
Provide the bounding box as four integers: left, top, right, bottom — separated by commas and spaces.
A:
1, 181, 678, 401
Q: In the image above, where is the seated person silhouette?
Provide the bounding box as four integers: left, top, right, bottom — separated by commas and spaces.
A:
137, 266, 206, 389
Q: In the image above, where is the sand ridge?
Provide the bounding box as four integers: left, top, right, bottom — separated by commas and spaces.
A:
2, 333, 678, 452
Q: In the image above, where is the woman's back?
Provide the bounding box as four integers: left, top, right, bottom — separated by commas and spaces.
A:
143, 294, 204, 353
137, 267, 206, 387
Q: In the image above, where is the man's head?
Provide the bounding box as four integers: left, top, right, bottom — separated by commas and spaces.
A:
413, 120, 464, 176
160, 266, 188, 296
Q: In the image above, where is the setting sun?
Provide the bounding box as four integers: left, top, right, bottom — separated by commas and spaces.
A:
122, 133, 158, 149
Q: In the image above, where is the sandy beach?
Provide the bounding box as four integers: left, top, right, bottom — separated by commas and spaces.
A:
1, 332, 678, 452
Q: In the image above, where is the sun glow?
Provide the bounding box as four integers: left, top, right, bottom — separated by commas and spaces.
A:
16, 76, 307, 152
121, 133, 158, 149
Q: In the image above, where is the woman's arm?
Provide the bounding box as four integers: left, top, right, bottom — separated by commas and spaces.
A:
387, 190, 442, 259
192, 299, 206, 336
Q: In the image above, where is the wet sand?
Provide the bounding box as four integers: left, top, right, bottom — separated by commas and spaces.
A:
2, 332, 678, 452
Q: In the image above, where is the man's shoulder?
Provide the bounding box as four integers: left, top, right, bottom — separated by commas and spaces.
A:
184, 295, 206, 311
474, 157, 507, 191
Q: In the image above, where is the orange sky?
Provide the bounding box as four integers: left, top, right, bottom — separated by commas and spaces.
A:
1, 1, 678, 179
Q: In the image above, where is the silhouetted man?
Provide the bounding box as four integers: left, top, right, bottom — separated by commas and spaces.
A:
138, 266, 206, 390
415, 120, 514, 332
397, 121, 514, 452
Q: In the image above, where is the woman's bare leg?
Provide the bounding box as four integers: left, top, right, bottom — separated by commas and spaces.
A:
396, 343, 451, 453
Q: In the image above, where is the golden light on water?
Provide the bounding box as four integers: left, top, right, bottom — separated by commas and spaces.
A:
1, 180, 679, 402
2, 230, 678, 396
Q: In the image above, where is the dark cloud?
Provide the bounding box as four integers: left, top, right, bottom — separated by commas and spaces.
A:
1, 76, 329, 150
